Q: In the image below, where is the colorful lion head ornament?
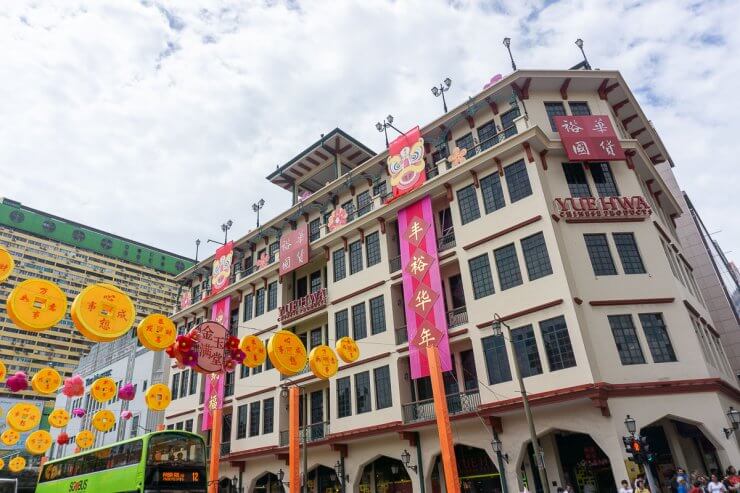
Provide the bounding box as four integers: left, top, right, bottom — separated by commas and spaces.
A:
386, 126, 426, 202
211, 243, 233, 294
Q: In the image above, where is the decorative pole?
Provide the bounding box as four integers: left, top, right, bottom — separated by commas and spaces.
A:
208, 373, 222, 493
427, 345, 460, 493
289, 385, 300, 493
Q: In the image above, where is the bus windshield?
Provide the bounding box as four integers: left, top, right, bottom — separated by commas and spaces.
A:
148, 433, 205, 466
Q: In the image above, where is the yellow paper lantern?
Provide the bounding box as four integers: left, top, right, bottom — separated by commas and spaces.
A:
267, 330, 308, 376
0, 245, 14, 282
0, 458, 4, 470
336, 337, 360, 363
91, 410, 116, 432
6, 403, 41, 432
1, 428, 20, 446
48, 408, 70, 429
137, 314, 177, 351
31, 367, 62, 394
76, 430, 94, 449
0, 361, 6, 382
145, 383, 171, 411
308, 345, 339, 380
90, 377, 117, 403
6, 279, 67, 332
8, 456, 25, 473
25, 430, 52, 455
71, 283, 135, 342
239, 335, 266, 368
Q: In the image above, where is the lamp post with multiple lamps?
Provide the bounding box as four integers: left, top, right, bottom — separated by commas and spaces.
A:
623, 415, 658, 490
195, 238, 201, 261
491, 435, 510, 493
503, 37, 517, 71
492, 313, 549, 491
207, 220, 233, 246
575, 38, 592, 70
431, 78, 452, 113
252, 199, 265, 228
375, 115, 406, 148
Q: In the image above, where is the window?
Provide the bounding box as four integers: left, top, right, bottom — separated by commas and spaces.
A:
374, 366, 392, 409
267, 281, 278, 311
568, 101, 591, 116
457, 185, 481, 225
310, 328, 322, 349
240, 364, 249, 379
269, 241, 279, 263
504, 160, 532, 202
337, 376, 352, 418
352, 303, 367, 340
584, 234, 617, 275
262, 398, 274, 434
309, 218, 321, 242
480, 172, 505, 214
562, 163, 591, 197
660, 239, 681, 281
373, 180, 387, 198
456, 132, 477, 157
189, 369, 198, 395
494, 244, 523, 290
249, 401, 260, 437
310, 270, 322, 293
482, 335, 512, 384
512, 325, 542, 377
590, 162, 619, 196
179, 370, 189, 399
237, 404, 248, 439
357, 190, 372, 216
500, 107, 520, 137
255, 288, 266, 316
639, 313, 677, 363
477, 120, 499, 151
333, 249, 346, 282
608, 315, 645, 365
175, 422, 183, 430
468, 254, 495, 299
521, 233, 553, 281
460, 349, 478, 390
225, 371, 234, 397
369, 296, 386, 335
545, 102, 567, 131
171, 373, 180, 400
365, 232, 381, 267
539, 316, 576, 371
349, 240, 363, 274
355, 371, 371, 414
613, 233, 646, 274
342, 200, 355, 221
335, 309, 349, 339
185, 419, 193, 432
130, 415, 139, 437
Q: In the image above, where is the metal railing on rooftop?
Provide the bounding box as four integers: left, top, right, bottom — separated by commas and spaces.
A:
401, 389, 480, 424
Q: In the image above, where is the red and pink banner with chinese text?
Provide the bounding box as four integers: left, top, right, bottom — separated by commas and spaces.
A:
398, 196, 452, 379
201, 296, 229, 431
554, 115, 625, 161
279, 223, 309, 276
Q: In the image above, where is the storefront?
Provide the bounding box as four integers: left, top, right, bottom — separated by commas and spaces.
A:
431, 445, 501, 493
359, 456, 412, 493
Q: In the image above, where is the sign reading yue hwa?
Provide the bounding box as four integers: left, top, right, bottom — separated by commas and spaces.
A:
553, 196, 651, 221
278, 288, 327, 323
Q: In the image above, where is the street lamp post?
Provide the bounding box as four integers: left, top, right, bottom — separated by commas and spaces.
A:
221, 220, 233, 244
492, 313, 549, 491
723, 406, 740, 438
252, 199, 265, 228
575, 39, 592, 70
491, 434, 510, 493
623, 415, 658, 491
503, 37, 517, 71
195, 239, 201, 261
375, 115, 405, 148
431, 78, 452, 113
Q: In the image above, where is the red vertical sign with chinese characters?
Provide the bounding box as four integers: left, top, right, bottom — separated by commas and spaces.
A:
201, 296, 229, 431
279, 224, 309, 276
554, 115, 626, 161
398, 196, 452, 378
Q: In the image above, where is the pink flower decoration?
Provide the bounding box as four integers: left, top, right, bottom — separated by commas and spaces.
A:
72, 408, 86, 418
483, 74, 503, 90
328, 208, 348, 232
255, 253, 269, 269
62, 375, 85, 397
121, 410, 133, 420
118, 383, 136, 401
6, 372, 28, 392
448, 146, 467, 166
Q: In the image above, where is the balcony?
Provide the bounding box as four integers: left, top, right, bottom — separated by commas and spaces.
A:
280, 363, 311, 380
389, 256, 401, 273
447, 306, 468, 328
401, 389, 481, 424
278, 421, 330, 446
437, 230, 456, 252
395, 326, 408, 345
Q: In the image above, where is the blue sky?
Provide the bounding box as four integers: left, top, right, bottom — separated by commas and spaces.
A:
0, 0, 737, 264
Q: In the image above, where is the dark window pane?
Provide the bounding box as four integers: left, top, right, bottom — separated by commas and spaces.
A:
309, 218, 321, 242
267, 281, 278, 311
512, 325, 542, 377
608, 315, 645, 365
373, 181, 387, 198
457, 185, 481, 225
369, 296, 386, 335
504, 160, 532, 202
494, 244, 523, 290
568, 101, 591, 116
335, 309, 349, 339
355, 371, 371, 414
365, 232, 381, 267
357, 190, 372, 217
269, 242, 279, 263
456, 132, 477, 157
333, 249, 346, 282
545, 102, 567, 131
352, 303, 367, 340
562, 163, 591, 198
521, 232, 553, 281
613, 233, 646, 274
236, 404, 248, 439
539, 316, 576, 371
590, 162, 619, 196
342, 200, 355, 221
337, 376, 352, 418
584, 234, 617, 275
477, 120, 500, 151
460, 349, 478, 390
179, 370, 189, 399
482, 335, 512, 384
468, 254, 495, 299
349, 240, 363, 275
500, 107, 520, 137
448, 274, 467, 309
639, 313, 677, 363
262, 398, 274, 434
242, 294, 253, 321
249, 401, 260, 437
310, 328, 322, 349
255, 288, 265, 316
310, 270, 322, 293
374, 366, 392, 409
480, 172, 506, 214
171, 373, 180, 400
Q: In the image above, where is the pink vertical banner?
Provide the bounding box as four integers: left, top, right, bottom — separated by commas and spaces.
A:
201, 296, 230, 431
398, 195, 452, 379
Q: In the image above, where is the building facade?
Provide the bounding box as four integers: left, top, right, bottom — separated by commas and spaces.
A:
0, 198, 194, 402
165, 70, 740, 493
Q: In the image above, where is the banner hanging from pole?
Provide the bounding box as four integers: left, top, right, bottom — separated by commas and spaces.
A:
201, 296, 230, 431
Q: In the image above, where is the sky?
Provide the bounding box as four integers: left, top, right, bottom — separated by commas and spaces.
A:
0, 0, 738, 264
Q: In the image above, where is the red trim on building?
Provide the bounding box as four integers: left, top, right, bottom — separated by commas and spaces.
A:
463, 215, 542, 251
476, 299, 563, 328
331, 280, 386, 305
589, 298, 674, 306
560, 78, 571, 100
236, 386, 276, 402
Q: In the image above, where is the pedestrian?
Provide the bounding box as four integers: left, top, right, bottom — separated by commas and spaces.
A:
566, 484, 575, 493
678, 477, 689, 493
725, 467, 740, 492
619, 479, 634, 493
707, 474, 728, 493
635, 479, 651, 493
690, 481, 705, 493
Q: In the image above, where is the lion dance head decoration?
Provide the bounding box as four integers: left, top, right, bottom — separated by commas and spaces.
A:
386, 126, 426, 201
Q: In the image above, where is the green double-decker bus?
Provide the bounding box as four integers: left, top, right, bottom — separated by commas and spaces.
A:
36, 431, 207, 493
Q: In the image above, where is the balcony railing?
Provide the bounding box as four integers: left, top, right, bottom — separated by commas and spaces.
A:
395, 326, 408, 345
280, 363, 311, 380
220, 441, 231, 456
447, 306, 468, 328
401, 389, 481, 424
389, 256, 401, 273
278, 421, 331, 446
437, 230, 456, 252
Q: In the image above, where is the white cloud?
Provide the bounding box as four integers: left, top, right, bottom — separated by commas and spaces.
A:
0, 0, 737, 261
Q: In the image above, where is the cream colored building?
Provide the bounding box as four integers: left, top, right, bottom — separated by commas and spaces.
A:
165, 70, 740, 493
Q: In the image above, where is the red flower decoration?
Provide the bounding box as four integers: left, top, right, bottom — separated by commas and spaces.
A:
57, 432, 69, 445
226, 336, 239, 351
224, 359, 236, 372
176, 335, 192, 352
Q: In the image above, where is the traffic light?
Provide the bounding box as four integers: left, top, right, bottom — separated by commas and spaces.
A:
623, 436, 646, 464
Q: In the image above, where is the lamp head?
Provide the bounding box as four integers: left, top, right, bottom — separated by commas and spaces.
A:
503, 37, 511, 48
728, 406, 740, 426
431, 86, 440, 96
386, 114, 393, 124
401, 449, 411, 465
375, 122, 384, 132
259, 198, 265, 207
277, 469, 284, 482
624, 414, 637, 434
492, 437, 502, 453
227, 219, 233, 227
195, 239, 201, 246
575, 38, 584, 49
444, 77, 452, 88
